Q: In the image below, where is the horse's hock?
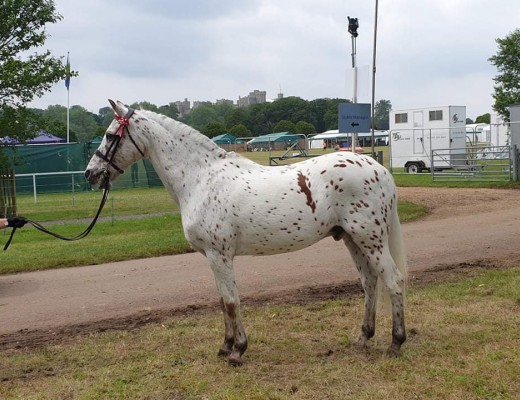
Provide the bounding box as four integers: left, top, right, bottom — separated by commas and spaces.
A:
0, 168, 16, 218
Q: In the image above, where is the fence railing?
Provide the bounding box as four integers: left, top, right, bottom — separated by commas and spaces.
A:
431, 145, 512, 182
15, 170, 164, 203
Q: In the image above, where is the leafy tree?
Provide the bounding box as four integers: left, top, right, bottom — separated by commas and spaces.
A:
466, 117, 474, 124
475, 113, 491, 124
373, 99, 392, 130
246, 103, 272, 136
129, 101, 158, 112
294, 121, 316, 136
272, 119, 296, 133
489, 29, 520, 119
157, 103, 179, 120
98, 106, 114, 128
69, 106, 99, 142
186, 104, 220, 131
308, 98, 330, 132
0, 0, 74, 147
225, 107, 249, 130
202, 121, 226, 138
229, 124, 251, 138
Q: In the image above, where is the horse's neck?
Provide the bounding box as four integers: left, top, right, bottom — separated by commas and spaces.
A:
146, 121, 227, 202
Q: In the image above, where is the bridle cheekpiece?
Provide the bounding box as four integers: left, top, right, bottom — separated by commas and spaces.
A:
94, 108, 145, 175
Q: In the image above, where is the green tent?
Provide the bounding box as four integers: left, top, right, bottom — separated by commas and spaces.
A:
248, 132, 301, 145
212, 133, 237, 144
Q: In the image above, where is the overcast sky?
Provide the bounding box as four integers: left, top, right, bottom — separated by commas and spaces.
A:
29, 0, 520, 121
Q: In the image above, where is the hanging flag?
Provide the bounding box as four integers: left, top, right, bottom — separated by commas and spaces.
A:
64, 52, 71, 90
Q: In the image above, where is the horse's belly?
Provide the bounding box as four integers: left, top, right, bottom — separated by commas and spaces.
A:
234, 228, 326, 256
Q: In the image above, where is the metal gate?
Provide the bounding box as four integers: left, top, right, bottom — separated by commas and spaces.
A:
431, 145, 512, 182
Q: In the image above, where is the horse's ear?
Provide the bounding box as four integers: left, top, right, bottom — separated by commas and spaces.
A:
108, 99, 129, 116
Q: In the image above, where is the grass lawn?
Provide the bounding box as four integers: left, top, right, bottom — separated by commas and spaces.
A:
1, 267, 518, 399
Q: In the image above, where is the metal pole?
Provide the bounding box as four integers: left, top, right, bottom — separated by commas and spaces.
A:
66, 51, 70, 144
370, 0, 379, 158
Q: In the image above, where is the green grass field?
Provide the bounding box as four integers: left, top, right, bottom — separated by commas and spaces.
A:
1, 149, 516, 274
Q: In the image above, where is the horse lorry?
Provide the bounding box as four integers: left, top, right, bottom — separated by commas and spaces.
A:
389, 106, 467, 173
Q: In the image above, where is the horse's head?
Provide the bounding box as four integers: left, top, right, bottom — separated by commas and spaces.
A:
84, 100, 146, 188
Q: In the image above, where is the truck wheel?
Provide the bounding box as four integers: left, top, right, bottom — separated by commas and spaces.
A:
406, 163, 421, 174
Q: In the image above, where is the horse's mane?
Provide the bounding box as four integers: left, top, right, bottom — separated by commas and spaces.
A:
138, 109, 228, 156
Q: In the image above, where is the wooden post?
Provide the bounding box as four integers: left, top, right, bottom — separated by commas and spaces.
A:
0, 168, 16, 218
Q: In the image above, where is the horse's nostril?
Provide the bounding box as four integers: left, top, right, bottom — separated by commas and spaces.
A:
84, 170, 91, 179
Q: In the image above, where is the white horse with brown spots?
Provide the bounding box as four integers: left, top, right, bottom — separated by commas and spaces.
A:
85, 100, 408, 366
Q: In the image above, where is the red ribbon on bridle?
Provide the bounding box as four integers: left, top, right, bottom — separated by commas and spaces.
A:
114, 114, 131, 137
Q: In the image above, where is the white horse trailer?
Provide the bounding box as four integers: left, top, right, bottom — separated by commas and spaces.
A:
390, 106, 466, 173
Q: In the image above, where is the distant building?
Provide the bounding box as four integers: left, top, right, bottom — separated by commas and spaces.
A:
192, 100, 213, 110
174, 98, 191, 118
216, 99, 234, 106
238, 90, 267, 108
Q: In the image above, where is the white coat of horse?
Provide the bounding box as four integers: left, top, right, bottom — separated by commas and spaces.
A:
85, 100, 407, 365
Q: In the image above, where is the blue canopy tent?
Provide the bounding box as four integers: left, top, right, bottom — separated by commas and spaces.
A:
0, 130, 66, 145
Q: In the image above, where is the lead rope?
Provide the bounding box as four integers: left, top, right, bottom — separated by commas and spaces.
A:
3, 173, 111, 251
3, 108, 142, 251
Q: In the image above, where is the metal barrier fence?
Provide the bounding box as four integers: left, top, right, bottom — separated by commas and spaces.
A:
16, 170, 164, 203
431, 145, 512, 182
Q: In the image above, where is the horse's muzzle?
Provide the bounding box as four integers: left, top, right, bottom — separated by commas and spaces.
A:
84, 168, 111, 189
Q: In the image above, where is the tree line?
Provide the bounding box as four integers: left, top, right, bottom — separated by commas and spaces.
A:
20, 97, 394, 143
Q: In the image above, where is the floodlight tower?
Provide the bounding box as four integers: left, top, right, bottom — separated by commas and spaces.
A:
348, 16, 359, 149
348, 16, 359, 103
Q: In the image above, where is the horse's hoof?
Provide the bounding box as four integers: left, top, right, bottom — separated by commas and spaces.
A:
228, 352, 244, 367
356, 336, 369, 349
218, 348, 231, 357
386, 344, 401, 358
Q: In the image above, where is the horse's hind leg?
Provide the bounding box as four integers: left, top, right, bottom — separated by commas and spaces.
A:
343, 236, 378, 348
206, 251, 248, 366
377, 247, 406, 357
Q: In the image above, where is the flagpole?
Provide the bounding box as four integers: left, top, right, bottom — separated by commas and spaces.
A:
66, 51, 70, 143
67, 84, 70, 144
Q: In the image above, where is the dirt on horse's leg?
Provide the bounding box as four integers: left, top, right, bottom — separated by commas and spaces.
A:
378, 251, 406, 357
208, 252, 248, 366
217, 297, 234, 357
221, 299, 248, 366
344, 236, 377, 348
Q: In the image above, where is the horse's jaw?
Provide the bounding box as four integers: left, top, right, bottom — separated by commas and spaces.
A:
85, 167, 118, 189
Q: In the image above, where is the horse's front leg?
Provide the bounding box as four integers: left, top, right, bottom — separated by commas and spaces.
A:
207, 251, 248, 366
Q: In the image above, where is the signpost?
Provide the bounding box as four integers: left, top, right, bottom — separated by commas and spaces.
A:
338, 103, 371, 133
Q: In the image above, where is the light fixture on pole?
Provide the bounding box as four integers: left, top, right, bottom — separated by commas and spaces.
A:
370, 0, 379, 158
348, 16, 359, 150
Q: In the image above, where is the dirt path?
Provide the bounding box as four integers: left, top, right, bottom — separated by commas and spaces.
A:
1, 187, 519, 349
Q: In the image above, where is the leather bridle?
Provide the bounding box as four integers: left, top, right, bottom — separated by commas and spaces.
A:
94, 108, 145, 175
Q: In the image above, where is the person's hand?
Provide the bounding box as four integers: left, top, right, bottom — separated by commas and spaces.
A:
7, 216, 28, 228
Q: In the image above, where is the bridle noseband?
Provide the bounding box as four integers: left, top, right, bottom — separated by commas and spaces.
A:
94, 108, 146, 174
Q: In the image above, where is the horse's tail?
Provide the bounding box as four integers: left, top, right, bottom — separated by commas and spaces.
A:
377, 191, 407, 312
